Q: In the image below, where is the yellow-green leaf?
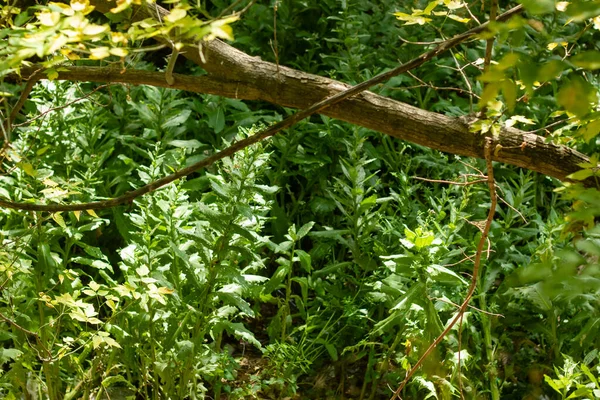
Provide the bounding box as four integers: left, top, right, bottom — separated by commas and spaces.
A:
82, 23, 109, 36
52, 213, 67, 228
557, 76, 596, 117
109, 47, 128, 57
448, 14, 470, 23
46, 69, 59, 80
37, 146, 51, 155
479, 82, 500, 107
89, 46, 110, 59
37, 11, 61, 26
444, 0, 465, 10
502, 79, 518, 112
164, 8, 186, 22
577, 119, 600, 142
424, 1, 441, 15
70, 0, 89, 12
567, 169, 594, 180
19, 162, 36, 177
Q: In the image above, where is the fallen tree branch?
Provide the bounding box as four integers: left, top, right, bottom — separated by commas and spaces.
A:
5, 2, 593, 187
7, 3, 593, 187
1, 6, 537, 212
12, 59, 594, 186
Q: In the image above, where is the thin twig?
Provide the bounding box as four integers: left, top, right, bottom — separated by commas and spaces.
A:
0, 310, 52, 361
443, 254, 476, 267
0, 5, 524, 213
526, 116, 576, 135
3, 68, 45, 149
413, 176, 487, 186
464, 1, 482, 25
397, 35, 442, 46
217, 0, 244, 18
14, 84, 113, 127
404, 71, 478, 98
390, 137, 497, 400
496, 191, 527, 223
458, 311, 465, 400
434, 296, 504, 317
449, 48, 477, 110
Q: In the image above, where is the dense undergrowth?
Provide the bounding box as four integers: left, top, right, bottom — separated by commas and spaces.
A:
1, 0, 600, 399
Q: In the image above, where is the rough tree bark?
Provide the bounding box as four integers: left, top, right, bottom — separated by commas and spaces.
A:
7, 1, 597, 187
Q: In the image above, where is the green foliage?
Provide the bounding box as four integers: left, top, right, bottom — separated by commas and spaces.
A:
1, 0, 600, 399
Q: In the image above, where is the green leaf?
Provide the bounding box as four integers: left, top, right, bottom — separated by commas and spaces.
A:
571, 51, 600, 70
296, 221, 315, 239
214, 108, 225, 133
38, 242, 57, 269
372, 283, 424, 335
426, 264, 468, 285
519, 0, 556, 15
161, 109, 191, 129
566, 1, 600, 21
325, 343, 338, 361
0, 348, 23, 364
14, 12, 30, 27
502, 79, 517, 112
557, 76, 596, 117
101, 375, 129, 388
168, 139, 204, 149
221, 321, 262, 349
263, 263, 290, 294
567, 169, 594, 181
544, 375, 563, 394
295, 249, 311, 273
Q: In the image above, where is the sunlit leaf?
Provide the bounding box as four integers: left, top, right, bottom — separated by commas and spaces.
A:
567, 169, 594, 180
89, 46, 110, 59
37, 11, 61, 26
70, 0, 89, 12
164, 8, 186, 23
52, 213, 67, 229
